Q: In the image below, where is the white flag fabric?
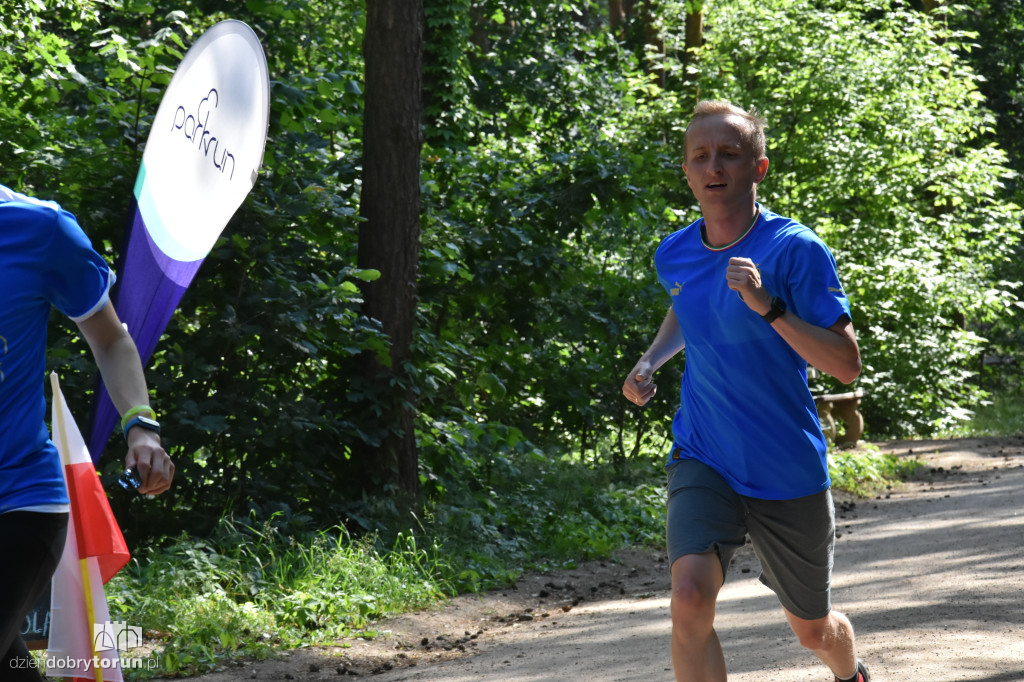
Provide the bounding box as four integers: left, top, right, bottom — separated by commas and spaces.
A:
47, 373, 125, 682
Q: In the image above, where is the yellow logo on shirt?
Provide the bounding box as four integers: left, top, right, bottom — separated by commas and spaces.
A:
671, 281, 684, 296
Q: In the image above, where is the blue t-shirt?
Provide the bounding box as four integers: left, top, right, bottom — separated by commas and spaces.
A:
655, 205, 851, 500
0, 185, 113, 513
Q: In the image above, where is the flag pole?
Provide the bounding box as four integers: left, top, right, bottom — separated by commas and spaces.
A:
50, 373, 106, 682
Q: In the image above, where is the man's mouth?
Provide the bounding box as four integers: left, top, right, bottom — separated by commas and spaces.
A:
707, 182, 726, 189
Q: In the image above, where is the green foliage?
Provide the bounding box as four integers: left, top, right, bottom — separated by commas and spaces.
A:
419, 139, 682, 469
416, 1, 689, 474
106, 511, 452, 676
828, 447, 923, 497
938, 393, 1024, 437
423, 0, 472, 146
950, 0, 1024, 392
951, 0, 1024, 197
421, 449, 667, 590
2, 0, 1019, 564
0, 1, 97, 173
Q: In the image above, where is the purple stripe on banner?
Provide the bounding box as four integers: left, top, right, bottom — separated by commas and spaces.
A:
87, 207, 207, 461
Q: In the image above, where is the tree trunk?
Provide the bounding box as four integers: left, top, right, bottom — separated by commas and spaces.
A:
609, 0, 625, 29
684, 2, 703, 88
685, 5, 703, 52
469, 3, 490, 52
643, 0, 665, 88
358, 0, 424, 500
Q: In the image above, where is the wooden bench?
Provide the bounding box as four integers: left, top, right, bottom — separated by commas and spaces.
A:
814, 388, 866, 446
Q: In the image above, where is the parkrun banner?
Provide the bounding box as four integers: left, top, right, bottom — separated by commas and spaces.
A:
87, 20, 270, 460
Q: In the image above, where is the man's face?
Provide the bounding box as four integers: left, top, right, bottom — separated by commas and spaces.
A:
682, 114, 768, 210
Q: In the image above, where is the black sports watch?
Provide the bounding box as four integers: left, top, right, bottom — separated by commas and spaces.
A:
123, 415, 161, 440
761, 296, 787, 324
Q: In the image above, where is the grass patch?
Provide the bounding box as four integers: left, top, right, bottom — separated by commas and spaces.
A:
828, 446, 922, 496
106, 515, 454, 677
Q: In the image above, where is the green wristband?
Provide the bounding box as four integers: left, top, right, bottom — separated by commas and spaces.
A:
120, 405, 156, 432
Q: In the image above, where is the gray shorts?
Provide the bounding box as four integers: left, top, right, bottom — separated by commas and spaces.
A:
666, 458, 836, 620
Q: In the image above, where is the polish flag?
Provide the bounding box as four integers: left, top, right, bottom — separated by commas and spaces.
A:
47, 373, 130, 682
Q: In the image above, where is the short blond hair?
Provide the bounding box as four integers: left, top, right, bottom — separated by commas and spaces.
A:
684, 100, 767, 160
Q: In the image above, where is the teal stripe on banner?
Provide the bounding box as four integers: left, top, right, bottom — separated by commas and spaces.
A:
133, 161, 206, 262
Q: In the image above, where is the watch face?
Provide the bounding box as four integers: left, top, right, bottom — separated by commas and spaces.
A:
125, 415, 161, 436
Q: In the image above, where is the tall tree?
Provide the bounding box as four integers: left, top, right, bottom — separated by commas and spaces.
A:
684, 0, 704, 88
610, 0, 626, 28
685, 2, 704, 54
644, 1, 666, 88
358, 0, 425, 499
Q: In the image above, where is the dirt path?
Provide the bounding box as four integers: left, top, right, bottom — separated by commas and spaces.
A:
181, 437, 1024, 682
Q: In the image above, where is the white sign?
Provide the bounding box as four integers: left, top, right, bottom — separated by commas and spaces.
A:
135, 20, 270, 262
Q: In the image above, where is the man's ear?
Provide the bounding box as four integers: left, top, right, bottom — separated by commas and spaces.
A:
754, 157, 769, 184
681, 161, 694, 190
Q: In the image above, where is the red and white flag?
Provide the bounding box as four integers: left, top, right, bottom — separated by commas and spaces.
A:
47, 373, 131, 681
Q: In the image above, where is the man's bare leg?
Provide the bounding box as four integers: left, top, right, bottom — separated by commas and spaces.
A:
784, 608, 858, 679
670, 552, 727, 682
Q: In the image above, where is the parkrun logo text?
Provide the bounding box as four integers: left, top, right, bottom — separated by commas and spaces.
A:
171, 88, 237, 180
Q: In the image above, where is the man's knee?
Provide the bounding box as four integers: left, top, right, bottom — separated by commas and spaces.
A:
670, 578, 717, 641
670, 554, 722, 633
671, 574, 716, 610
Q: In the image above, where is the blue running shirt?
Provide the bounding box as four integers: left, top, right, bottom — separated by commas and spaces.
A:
655, 205, 851, 500
0, 185, 113, 513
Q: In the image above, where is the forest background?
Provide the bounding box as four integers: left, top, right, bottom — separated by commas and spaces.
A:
2, 0, 1023, 675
